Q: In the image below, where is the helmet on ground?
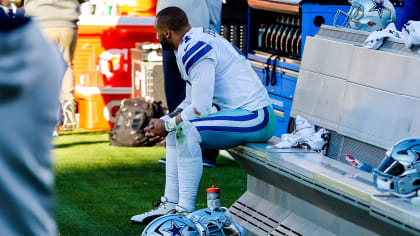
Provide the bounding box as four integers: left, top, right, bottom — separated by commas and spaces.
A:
188, 208, 232, 236
142, 214, 199, 236
334, 0, 396, 31
373, 138, 420, 197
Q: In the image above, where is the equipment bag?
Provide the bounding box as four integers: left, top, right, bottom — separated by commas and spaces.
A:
109, 98, 164, 147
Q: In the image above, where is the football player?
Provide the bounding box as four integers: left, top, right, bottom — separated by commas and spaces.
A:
131, 7, 276, 225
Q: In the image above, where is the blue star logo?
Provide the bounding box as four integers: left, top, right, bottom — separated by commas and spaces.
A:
163, 221, 185, 236
369, 0, 389, 18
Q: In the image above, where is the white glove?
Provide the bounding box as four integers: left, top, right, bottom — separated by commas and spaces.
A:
364, 23, 401, 50
402, 20, 420, 49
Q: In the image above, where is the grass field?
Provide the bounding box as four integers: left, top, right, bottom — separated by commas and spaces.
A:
54, 129, 247, 235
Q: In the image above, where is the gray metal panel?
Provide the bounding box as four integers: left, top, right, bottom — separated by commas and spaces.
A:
340, 136, 386, 169
378, 37, 420, 57
395, 96, 420, 140
229, 143, 420, 234
316, 25, 420, 57
370, 196, 420, 234
326, 130, 386, 169
232, 173, 410, 236
278, 213, 336, 236
229, 191, 290, 235
294, 31, 420, 150
339, 82, 409, 149
395, 95, 420, 141
234, 143, 380, 203
300, 37, 353, 80
291, 70, 346, 131
316, 25, 369, 46
348, 47, 411, 96
404, 57, 420, 98
326, 130, 344, 160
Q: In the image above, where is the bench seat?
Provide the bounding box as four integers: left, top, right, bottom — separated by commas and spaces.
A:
228, 142, 420, 236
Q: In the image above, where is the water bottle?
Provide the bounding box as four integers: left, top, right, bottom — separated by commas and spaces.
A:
206, 185, 221, 210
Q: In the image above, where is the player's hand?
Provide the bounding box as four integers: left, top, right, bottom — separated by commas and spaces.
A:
144, 118, 168, 139
148, 135, 165, 143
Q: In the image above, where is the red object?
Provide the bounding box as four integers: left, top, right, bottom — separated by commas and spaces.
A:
206, 185, 220, 193
76, 86, 132, 130
73, 17, 158, 130
74, 19, 159, 89
343, 154, 361, 168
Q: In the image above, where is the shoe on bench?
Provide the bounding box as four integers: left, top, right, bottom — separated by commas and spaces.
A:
131, 196, 176, 225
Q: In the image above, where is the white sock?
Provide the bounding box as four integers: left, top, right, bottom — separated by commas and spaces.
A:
164, 132, 179, 203
176, 121, 203, 212
177, 158, 202, 212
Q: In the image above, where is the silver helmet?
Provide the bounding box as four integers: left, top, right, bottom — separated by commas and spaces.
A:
142, 214, 199, 236
374, 138, 420, 197
334, 0, 396, 31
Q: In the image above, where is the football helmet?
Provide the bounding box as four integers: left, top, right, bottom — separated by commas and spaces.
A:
141, 214, 199, 236
334, 0, 396, 32
187, 207, 232, 236
373, 138, 420, 197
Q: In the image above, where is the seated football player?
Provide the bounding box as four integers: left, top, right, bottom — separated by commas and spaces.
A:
131, 6, 276, 225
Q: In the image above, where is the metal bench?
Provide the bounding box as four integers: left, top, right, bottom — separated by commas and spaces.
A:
228, 25, 420, 236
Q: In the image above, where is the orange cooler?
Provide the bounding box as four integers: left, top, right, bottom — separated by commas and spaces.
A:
76, 86, 132, 130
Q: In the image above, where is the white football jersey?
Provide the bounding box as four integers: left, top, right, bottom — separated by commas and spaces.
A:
175, 27, 271, 120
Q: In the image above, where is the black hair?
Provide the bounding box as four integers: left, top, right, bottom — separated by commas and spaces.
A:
156, 7, 189, 32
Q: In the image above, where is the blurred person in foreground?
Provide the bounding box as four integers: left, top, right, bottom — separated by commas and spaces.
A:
130, 7, 276, 225
0, 9, 65, 235
24, 0, 87, 132
0, 0, 11, 15
156, 0, 223, 168
0, 0, 23, 16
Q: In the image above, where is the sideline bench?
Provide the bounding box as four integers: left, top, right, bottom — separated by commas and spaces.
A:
228, 25, 420, 236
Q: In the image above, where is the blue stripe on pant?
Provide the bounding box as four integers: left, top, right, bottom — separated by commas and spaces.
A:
189, 106, 277, 149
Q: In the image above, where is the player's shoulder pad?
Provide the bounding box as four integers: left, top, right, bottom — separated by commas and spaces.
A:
180, 29, 215, 75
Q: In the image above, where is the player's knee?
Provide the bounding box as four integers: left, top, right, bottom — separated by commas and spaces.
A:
176, 121, 202, 161
175, 121, 201, 144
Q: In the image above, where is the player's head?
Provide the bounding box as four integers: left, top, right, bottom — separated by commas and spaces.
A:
155, 7, 191, 50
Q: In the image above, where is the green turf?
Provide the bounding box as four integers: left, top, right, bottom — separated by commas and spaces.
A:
54, 129, 247, 235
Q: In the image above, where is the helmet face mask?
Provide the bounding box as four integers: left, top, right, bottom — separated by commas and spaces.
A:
374, 139, 420, 197
334, 0, 396, 32
142, 208, 238, 236
188, 207, 233, 236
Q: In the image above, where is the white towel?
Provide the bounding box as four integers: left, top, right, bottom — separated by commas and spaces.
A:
402, 20, 420, 49
364, 23, 402, 50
